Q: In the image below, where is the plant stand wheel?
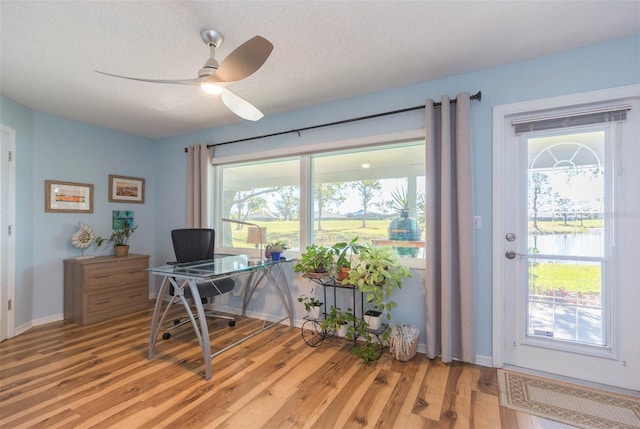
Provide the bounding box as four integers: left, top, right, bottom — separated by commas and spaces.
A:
301, 320, 327, 347
162, 332, 171, 340
228, 320, 236, 327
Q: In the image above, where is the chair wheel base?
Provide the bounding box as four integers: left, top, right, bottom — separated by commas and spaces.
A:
162, 332, 171, 340
229, 320, 236, 327
173, 319, 181, 325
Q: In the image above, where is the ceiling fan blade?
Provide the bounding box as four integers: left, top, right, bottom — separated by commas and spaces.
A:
221, 88, 264, 121
206, 36, 273, 83
96, 71, 204, 87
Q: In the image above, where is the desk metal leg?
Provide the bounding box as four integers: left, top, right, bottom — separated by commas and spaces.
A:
149, 276, 171, 359
187, 279, 212, 381
148, 277, 213, 380
271, 264, 294, 327
241, 263, 294, 328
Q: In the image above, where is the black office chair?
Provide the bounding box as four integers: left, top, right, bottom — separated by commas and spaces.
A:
162, 228, 236, 340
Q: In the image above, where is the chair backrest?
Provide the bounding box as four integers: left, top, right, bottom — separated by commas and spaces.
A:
171, 229, 216, 263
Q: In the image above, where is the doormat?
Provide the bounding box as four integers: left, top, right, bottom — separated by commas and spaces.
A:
498, 369, 640, 429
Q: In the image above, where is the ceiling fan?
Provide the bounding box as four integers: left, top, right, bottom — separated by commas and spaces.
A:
96, 29, 273, 121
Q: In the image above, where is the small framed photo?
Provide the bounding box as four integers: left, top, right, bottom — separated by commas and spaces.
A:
45, 180, 94, 213
109, 175, 145, 204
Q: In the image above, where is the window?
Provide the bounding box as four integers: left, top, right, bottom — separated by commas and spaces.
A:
310, 143, 425, 257
215, 140, 426, 263
218, 157, 300, 257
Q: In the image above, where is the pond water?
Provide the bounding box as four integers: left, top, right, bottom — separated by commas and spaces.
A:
528, 230, 604, 257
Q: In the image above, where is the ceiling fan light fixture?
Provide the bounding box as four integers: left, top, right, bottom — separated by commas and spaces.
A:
201, 82, 223, 95
221, 88, 264, 121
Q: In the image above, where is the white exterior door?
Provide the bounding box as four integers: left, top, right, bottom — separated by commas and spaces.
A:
493, 88, 640, 390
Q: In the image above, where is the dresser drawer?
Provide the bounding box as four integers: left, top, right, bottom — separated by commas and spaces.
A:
84, 268, 148, 290
84, 282, 149, 324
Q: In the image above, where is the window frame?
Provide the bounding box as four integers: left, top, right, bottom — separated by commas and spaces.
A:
212, 128, 426, 269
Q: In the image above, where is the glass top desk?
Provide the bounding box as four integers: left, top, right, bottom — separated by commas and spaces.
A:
147, 255, 293, 381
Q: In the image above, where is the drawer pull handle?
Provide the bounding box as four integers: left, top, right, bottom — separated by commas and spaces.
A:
94, 274, 111, 279
95, 300, 111, 305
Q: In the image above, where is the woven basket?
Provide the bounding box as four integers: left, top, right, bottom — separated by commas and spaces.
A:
391, 337, 418, 361
389, 323, 419, 361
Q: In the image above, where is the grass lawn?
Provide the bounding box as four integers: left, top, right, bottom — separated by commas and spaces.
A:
529, 261, 601, 295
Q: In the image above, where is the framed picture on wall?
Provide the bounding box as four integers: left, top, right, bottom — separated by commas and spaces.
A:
45, 180, 94, 213
112, 210, 134, 229
108, 175, 145, 204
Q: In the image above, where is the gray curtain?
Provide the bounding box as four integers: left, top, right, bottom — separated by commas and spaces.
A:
186, 144, 212, 228
425, 93, 476, 363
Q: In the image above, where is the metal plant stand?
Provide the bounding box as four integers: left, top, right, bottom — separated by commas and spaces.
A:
300, 276, 387, 360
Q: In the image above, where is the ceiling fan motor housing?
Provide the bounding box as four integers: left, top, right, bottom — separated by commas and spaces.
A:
198, 58, 219, 78
198, 29, 224, 77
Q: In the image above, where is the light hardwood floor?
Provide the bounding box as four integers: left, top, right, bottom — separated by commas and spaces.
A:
0, 305, 577, 429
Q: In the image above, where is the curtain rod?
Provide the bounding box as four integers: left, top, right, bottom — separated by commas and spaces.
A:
185, 90, 481, 152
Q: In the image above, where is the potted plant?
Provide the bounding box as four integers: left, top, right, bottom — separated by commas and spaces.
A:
331, 237, 364, 283
345, 318, 383, 363
342, 244, 412, 324
293, 244, 335, 278
321, 306, 355, 337
363, 305, 383, 331
95, 224, 138, 257
265, 240, 289, 261
297, 294, 323, 320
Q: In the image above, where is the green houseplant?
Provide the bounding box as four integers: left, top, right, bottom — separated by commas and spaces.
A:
95, 224, 138, 257
345, 317, 384, 363
297, 294, 323, 320
340, 245, 411, 363
342, 244, 411, 323
331, 237, 364, 283
265, 240, 289, 261
321, 306, 355, 337
293, 244, 335, 278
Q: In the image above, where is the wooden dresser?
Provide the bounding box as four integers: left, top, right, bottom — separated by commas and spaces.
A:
64, 254, 150, 325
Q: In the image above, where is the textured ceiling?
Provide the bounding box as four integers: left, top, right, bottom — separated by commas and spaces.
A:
1, 1, 639, 139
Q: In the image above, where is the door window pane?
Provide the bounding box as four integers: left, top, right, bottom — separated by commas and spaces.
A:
527, 258, 604, 346
526, 130, 607, 346
527, 131, 605, 257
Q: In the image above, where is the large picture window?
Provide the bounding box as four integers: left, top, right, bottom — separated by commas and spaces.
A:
216, 140, 425, 262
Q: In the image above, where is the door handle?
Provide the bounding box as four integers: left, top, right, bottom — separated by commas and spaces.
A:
505, 250, 526, 259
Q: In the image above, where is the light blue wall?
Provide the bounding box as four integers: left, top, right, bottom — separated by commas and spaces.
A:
30, 114, 156, 321
0, 98, 156, 326
1, 36, 638, 357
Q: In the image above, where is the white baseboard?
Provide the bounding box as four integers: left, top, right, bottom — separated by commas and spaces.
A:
474, 354, 493, 367
14, 313, 63, 336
